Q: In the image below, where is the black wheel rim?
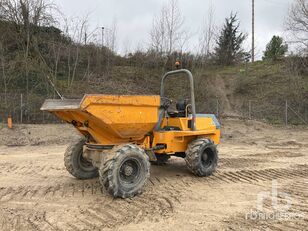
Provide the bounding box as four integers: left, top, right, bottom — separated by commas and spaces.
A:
119, 158, 141, 186
201, 147, 215, 168
77, 150, 95, 172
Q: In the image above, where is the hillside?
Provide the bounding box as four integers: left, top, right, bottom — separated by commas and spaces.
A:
1, 59, 307, 125
81, 61, 308, 125
0, 20, 307, 125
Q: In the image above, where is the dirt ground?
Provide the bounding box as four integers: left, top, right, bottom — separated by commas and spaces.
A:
0, 119, 307, 231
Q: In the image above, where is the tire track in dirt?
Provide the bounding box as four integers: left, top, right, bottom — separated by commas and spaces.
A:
283, 181, 308, 216
0, 208, 63, 231
3, 166, 306, 230
0, 193, 177, 230
149, 165, 308, 191
224, 180, 308, 231
75, 194, 175, 229
219, 157, 266, 169
0, 178, 182, 230
0, 181, 102, 202
247, 151, 305, 159
207, 165, 308, 185
0, 162, 64, 176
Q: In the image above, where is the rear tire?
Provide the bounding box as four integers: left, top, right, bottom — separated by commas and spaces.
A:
185, 138, 218, 176
99, 144, 150, 198
64, 138, 98, 179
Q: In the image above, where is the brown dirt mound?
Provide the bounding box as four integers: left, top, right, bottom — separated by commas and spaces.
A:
0, 124, 79, 146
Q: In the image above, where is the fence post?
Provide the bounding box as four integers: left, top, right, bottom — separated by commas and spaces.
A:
248, 100, 252, 120
216, 99, 219, 118
20, 94, 23, 124
285, 100, 288, 126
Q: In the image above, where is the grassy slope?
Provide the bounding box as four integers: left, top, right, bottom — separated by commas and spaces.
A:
2, 60, 307, 124
198, 61, 308, 124
79, 61, 307, 124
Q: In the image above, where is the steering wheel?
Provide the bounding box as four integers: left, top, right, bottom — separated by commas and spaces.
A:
161, 97, 173, 110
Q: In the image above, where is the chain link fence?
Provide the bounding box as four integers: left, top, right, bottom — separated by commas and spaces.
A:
0, 93, 60, 124
0, 94, 307, 126
213, 99, 308, 126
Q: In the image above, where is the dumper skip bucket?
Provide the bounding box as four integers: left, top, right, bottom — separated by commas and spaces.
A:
41, 95, 161, 144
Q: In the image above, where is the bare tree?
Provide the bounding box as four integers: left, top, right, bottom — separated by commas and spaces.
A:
150, 5, 167, 54
105, 18, 118, 53
199, 2, 216, 59
150, 0, 186, 56
71, 16, 87, 88
0, 42, 9, 108
0, 0, 57, 103
49, 42, 60, 98
101, 18, 118, 74
0, 0, 55, 26
122, 38, 132, 56
285, 0, 308, 52
60, 15, 89, 88
165, 0, 185, 55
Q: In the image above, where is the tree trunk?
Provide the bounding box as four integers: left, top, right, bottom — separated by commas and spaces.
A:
1, 57, 7, 109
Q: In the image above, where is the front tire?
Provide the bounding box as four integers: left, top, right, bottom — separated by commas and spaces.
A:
64, 138, 98, 179
185, 138, 218, 176
99, 144, 150, 198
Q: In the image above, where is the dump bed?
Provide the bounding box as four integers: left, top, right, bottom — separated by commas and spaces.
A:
41, 99, 80, 111
41, 95, 161, 144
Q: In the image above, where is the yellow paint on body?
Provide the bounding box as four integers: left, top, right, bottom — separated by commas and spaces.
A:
43, 94, 220, 155
152, 116, 220, 154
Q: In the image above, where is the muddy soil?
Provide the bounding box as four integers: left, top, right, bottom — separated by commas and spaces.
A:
0, 119, 307, 231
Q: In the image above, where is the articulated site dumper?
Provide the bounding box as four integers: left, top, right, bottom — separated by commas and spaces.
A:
41, 69, 221, 198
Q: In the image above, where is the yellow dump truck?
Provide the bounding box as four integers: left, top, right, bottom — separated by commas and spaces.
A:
41, 69, 221, 198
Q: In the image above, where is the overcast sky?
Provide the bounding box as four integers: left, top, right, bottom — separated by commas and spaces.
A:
54, 0, 294, 59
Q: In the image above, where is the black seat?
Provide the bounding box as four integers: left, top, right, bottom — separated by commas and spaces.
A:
168, 100, 188, 118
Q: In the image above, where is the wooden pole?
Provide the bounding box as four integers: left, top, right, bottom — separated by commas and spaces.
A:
249, 100, 252, 120
285, 100, 288, 126
20, 94, 23, 124
216, 99, 219, 118
7, 115, 12, 129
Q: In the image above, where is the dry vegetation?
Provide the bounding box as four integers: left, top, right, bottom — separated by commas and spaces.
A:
0, 0, 307, 124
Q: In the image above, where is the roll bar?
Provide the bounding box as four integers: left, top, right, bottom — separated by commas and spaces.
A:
160, 69, 196, 131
